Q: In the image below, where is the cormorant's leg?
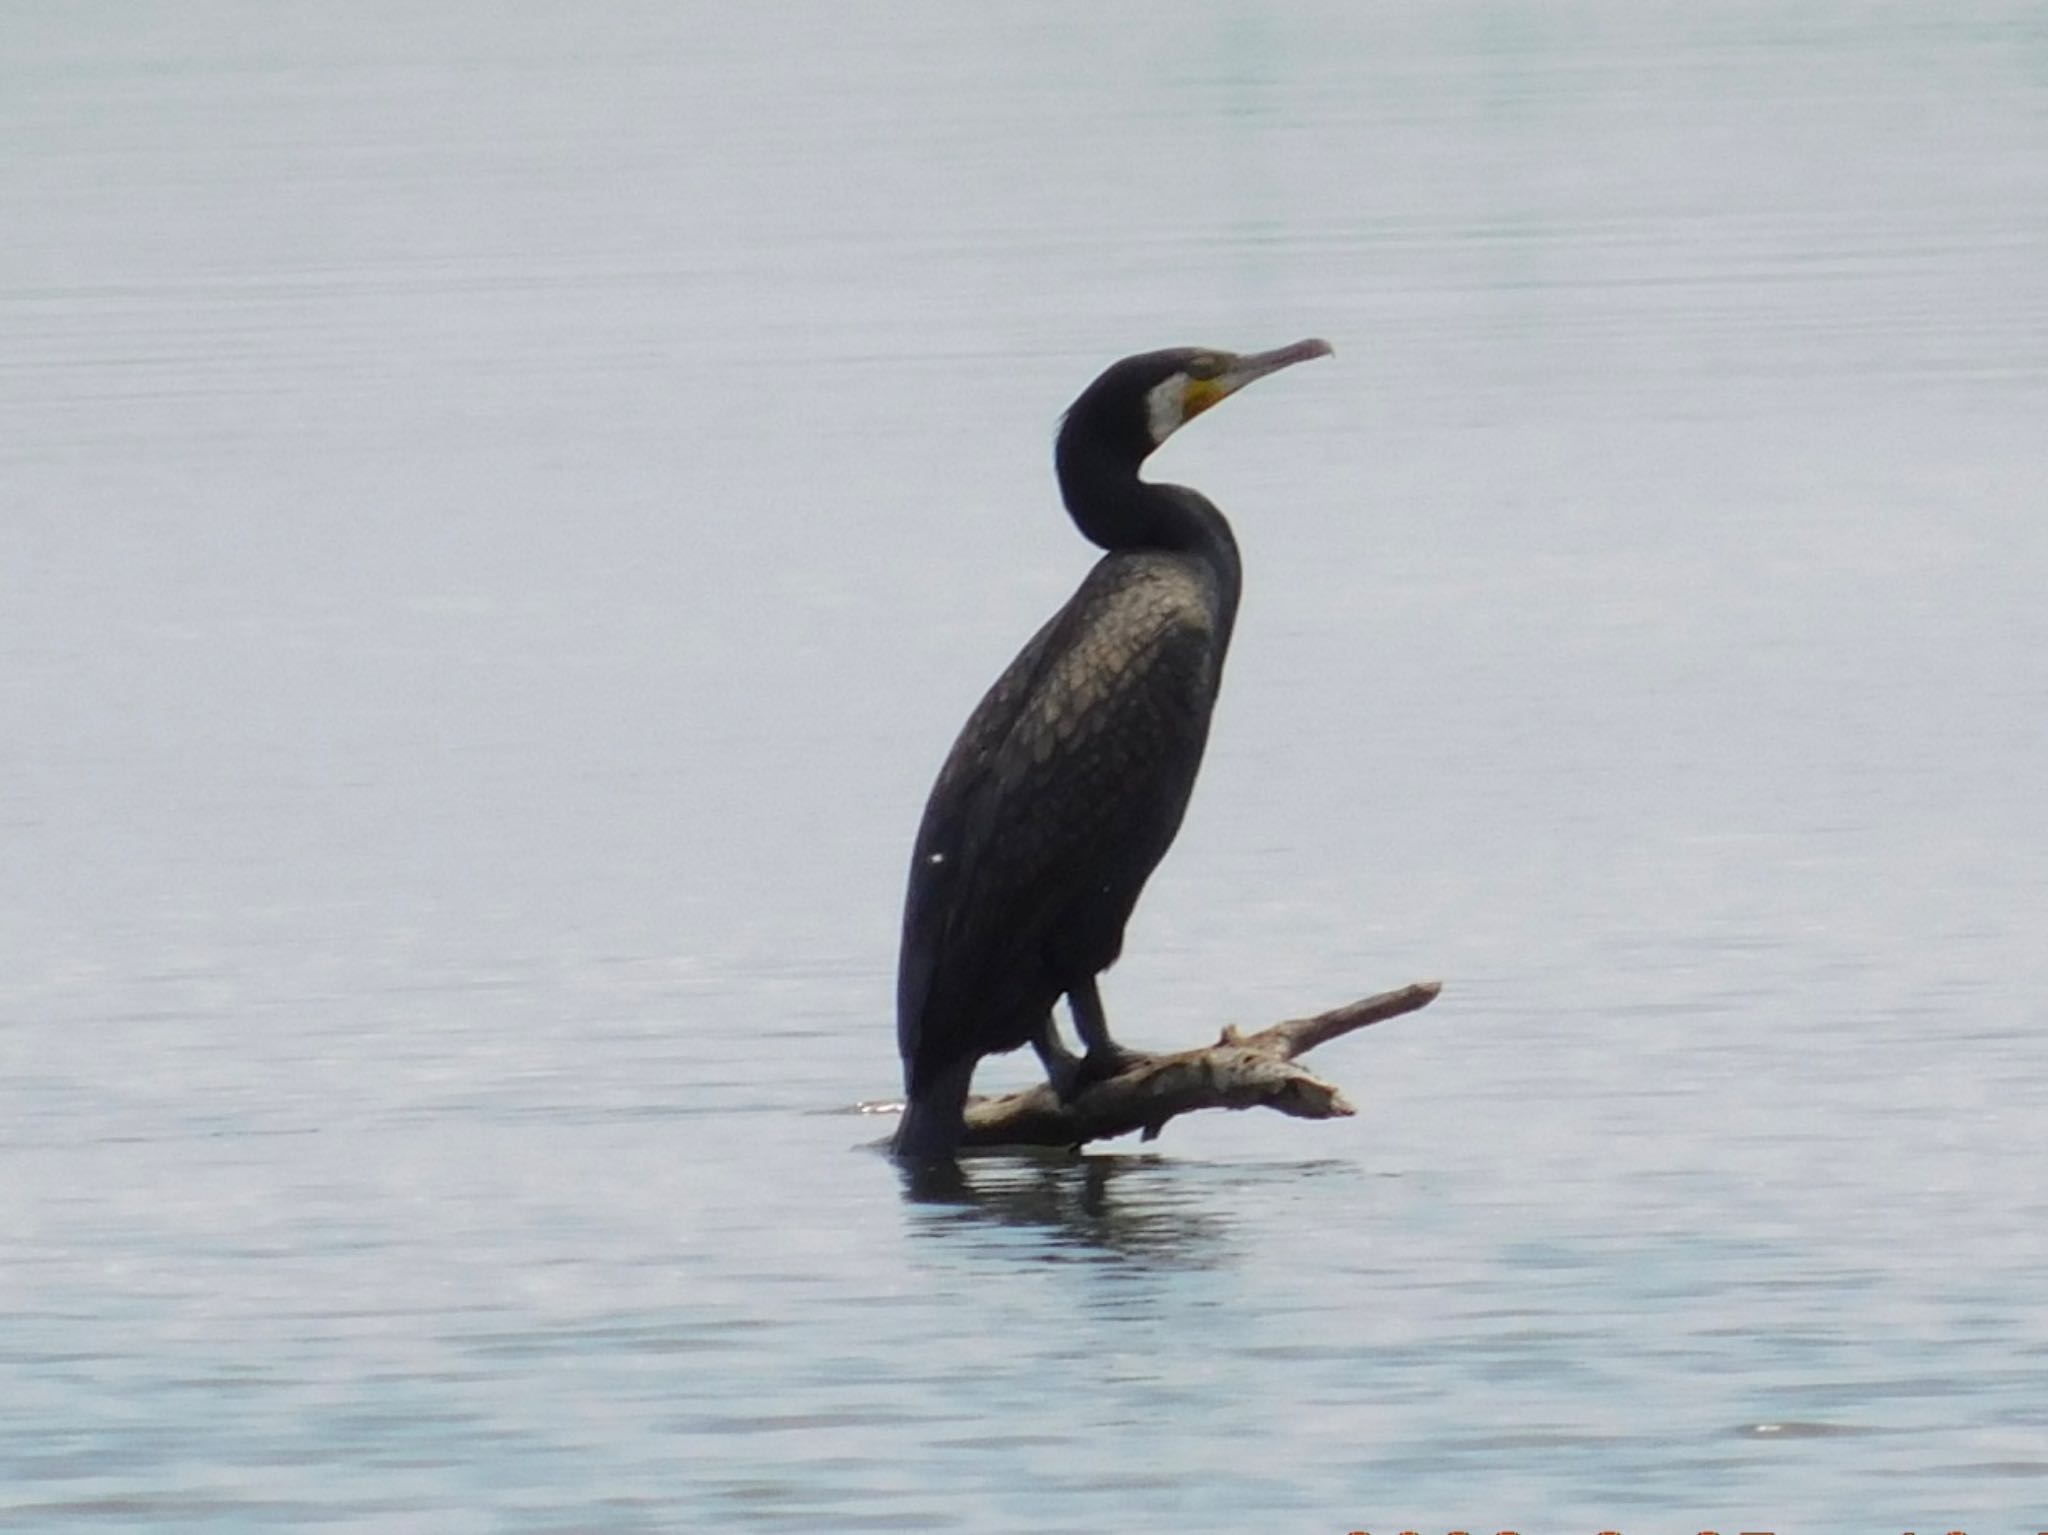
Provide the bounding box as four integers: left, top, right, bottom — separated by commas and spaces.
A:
1064, 976, 1137, 1096
1030, 1015, 1084, 1099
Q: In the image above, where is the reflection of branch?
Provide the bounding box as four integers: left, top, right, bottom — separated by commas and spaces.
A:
955, 980, 1442, 1150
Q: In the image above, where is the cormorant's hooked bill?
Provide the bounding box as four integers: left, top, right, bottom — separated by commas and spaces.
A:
892, 338, 1333, 1161
1132, 338, 1335, 448
1195, 336, 1336, 405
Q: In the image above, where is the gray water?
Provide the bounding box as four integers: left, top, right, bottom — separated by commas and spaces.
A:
4, 4, 2046, 1530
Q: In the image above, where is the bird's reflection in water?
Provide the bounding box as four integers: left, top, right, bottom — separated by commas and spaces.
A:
896, 1150, 1232, 1268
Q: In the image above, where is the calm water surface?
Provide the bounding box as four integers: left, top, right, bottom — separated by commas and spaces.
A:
4, 4, 2046, 1530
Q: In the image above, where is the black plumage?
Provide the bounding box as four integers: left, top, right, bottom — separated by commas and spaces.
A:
892, 340, 1333, 1158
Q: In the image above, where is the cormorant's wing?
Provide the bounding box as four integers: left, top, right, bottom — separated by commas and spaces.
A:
898, 557, 1222, 1078
896, 604, 1069, 1071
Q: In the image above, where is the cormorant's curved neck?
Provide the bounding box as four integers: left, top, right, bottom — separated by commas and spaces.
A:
1053, 430, 1239, 574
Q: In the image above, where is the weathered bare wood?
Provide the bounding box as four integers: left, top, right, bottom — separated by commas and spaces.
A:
939, 979, 1442, 1150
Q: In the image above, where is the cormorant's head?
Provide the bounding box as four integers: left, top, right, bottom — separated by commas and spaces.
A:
1061, 338, 1335, 465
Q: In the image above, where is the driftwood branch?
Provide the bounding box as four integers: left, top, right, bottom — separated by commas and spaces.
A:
948, 979, 1441, 1150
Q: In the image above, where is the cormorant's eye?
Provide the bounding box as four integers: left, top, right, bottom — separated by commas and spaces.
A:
1186, 354, 1223, 380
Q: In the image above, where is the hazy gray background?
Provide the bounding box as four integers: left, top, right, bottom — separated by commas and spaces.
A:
3, 2, 2045, 1529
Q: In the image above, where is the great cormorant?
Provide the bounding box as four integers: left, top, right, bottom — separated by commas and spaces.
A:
893, 339, 1334, 1159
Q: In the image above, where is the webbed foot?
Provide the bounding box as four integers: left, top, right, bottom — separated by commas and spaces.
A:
1055, 1043, 1143, 1102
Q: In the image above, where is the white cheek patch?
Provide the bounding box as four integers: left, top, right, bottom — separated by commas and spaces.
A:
1145, 373, 1189, 446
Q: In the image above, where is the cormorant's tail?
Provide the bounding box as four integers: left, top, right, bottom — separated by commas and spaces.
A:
892, 1056, 976, 1160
